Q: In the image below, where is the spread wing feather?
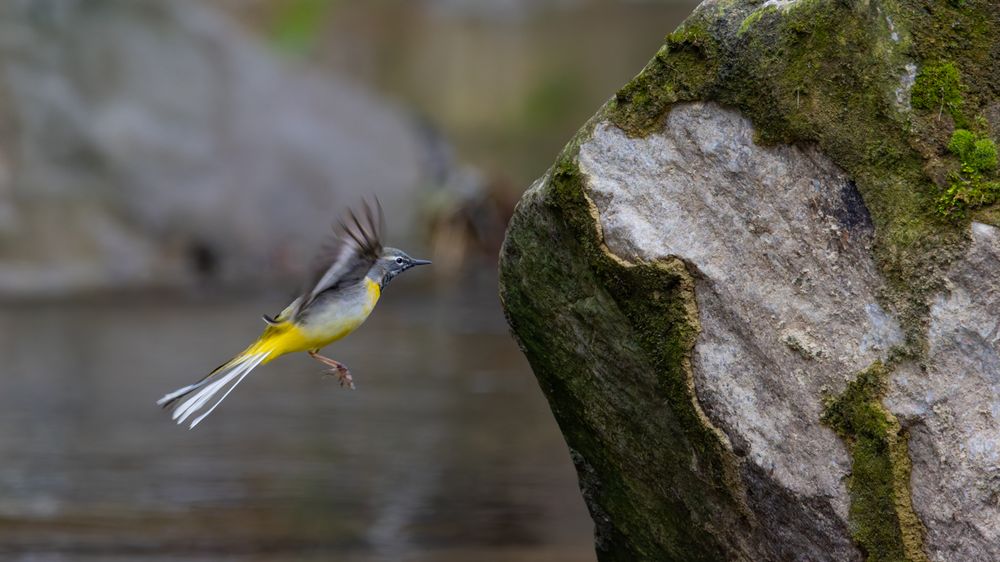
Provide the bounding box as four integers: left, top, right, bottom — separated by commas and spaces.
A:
293, 198, 384, 317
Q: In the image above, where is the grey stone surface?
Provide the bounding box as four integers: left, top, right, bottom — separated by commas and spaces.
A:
0, 0, 429, 293
887, 221, 1000, 561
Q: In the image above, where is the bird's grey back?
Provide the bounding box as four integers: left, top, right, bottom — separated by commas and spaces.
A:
295, 276, 373, 325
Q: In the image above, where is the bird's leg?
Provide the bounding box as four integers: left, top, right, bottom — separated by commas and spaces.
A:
308, 350, 355, 389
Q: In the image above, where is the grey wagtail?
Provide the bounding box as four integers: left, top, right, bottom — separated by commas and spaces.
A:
157, 199, 430, 428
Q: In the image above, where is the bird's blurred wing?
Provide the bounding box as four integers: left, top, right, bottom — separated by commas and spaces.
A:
297, 199, 384, 313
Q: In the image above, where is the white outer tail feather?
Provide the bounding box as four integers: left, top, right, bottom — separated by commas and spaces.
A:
157, 352, 270, 429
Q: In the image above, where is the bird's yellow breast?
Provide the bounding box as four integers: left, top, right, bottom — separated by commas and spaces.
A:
253, 278, 381, 361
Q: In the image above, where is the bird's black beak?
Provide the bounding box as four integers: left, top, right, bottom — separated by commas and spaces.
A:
410, 258, 432, 266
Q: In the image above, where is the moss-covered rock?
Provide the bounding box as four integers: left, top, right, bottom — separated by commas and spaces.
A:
500, 0, 998, 560
502, 173, 749, 560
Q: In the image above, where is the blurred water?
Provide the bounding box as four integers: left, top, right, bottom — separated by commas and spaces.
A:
0, 272, 594, 561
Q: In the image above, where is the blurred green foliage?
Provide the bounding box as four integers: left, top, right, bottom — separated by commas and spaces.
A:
521, 71, 585, 130
270, 0, 338, 55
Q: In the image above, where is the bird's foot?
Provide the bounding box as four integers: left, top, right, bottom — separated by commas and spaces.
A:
323, 366, 355, 390
309, 351, 355, 390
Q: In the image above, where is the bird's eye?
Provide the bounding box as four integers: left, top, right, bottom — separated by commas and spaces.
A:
395, 257, 404, 265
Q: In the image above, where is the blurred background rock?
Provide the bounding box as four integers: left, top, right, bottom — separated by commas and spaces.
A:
0, 0, 430, 293
0, 0, 693, 293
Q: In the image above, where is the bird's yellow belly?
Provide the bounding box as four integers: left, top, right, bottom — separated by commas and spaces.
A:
260, 279, 381, 360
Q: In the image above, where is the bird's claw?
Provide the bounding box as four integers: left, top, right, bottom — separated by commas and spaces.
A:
309, 351, 354, 389
322, 367, 355, 390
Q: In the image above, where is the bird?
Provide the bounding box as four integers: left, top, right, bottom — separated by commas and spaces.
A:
157, 199, 430, 429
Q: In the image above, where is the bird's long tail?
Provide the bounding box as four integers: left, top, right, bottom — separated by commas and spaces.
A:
157, 347, 273, 429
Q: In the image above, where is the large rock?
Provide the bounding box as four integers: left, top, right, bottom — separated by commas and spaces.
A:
0, 0, 430, 294
500, 0, 999, 560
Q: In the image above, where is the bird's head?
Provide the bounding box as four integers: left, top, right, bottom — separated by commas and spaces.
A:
372, 247, 431, 288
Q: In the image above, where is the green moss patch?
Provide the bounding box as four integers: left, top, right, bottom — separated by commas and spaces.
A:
738, 6, 778, 35
822, 362, 927, 562
911, 62, 964, 123
611, 21, 719, 135
938, 129, 1000, 216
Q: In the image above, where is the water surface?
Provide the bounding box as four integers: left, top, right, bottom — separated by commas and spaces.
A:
0, 274, 594, 561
